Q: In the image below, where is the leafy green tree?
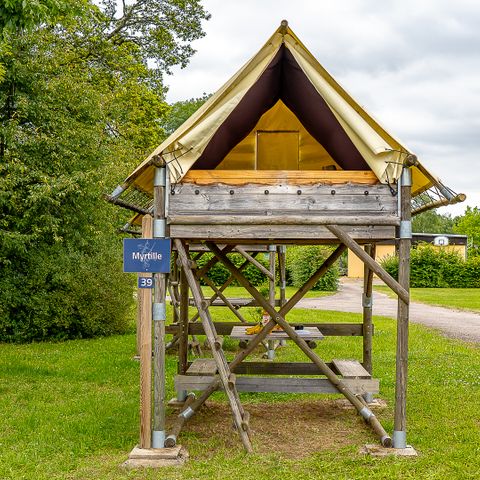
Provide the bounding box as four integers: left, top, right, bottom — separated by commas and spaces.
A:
412, 209, 455, 234
454, 206, 480, 256
0, 1, 210, 341
163, 94, 211, 135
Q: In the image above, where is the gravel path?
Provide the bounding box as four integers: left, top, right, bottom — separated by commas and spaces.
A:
297, 278, 480, 343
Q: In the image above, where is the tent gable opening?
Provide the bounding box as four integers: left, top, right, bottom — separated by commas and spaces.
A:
192, 44, 369, 172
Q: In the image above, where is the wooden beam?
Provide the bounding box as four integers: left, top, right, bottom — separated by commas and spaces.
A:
139, 215, 153, 449
166, 322, 368, 337
175, 375, 379, 395
362, 244, 376, 374
235, 246, 274, 280
394, 167, 412, 448
181, 170, 379, 186
326, 224, 409, 304
175, 239, 253, 453
169, 215, 400, 226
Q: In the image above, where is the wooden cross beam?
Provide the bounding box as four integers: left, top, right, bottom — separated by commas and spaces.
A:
166, 243, 347, 447
188, 252, 255, 323
326, 224, 409, 304
208, 241, 391, 447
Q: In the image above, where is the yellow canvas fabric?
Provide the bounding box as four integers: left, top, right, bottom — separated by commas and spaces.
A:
124, 24, 438, 196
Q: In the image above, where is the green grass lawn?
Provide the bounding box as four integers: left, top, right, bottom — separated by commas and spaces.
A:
374, 286, 480, 313
1, 305, 479, 479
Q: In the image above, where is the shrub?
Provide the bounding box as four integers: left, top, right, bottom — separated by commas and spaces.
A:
194, 252, 270, 287
286, 246, 339, 291
0, 242, 134, 342
380, 244, 478, 288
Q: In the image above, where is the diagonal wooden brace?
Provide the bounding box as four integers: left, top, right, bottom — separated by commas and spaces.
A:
208, 241, 392, 448
326, 224, 409, 304
175, 239, 253, 453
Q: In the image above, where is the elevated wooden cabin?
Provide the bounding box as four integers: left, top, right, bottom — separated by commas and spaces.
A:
109, 21, 464, 461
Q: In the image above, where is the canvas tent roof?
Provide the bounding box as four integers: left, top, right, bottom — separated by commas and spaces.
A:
110, 21, 464, 222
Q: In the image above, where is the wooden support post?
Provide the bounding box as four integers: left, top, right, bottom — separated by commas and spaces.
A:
171, 251, 180, 324
277, 245, 287, 347
208, 242, 391, 447
175, 239, 253, 453
267, 245, 276, 359
393, 166, 412, 449
278, 245, 287, 307
326, 224, 409, 304
178, 260, 189, 376
362, 244, 376, 375
139, 215, 153, 449
152, 163, 167, 449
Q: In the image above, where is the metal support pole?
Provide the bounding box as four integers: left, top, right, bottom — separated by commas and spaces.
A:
393, 166, 412, 449
152, 163, 167, 448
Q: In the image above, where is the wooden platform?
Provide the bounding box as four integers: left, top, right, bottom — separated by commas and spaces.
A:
180, 358, 378, 395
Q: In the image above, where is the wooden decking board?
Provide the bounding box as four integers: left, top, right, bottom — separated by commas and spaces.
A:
182, 170, 379, 186
175, 375, 379, 395
332, 359, 372, 379
186, 359, 218, 376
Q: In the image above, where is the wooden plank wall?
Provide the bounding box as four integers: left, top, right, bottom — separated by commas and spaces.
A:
168, 176, 398, 241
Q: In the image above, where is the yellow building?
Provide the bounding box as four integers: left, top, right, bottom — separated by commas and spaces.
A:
347, 234, 468, 278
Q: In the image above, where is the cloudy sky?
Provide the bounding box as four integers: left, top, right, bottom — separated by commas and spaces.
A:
165, 0, 480, 215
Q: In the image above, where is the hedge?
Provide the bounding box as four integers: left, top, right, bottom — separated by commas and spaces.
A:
381, 244, 480, 288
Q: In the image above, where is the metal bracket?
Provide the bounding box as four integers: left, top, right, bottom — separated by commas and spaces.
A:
359, 406, 374, 421
152, 430, 165, 449
400, 220, 412, 239
400, 166, 412, 187
154, 167, 166, 187
393, 430, 407, 449
362, 294, 373, 308
153, 302, 166, 322
154, 219, 166, 238
181, 406, 194, 420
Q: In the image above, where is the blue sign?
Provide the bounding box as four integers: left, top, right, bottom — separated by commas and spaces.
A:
123, 238, 171, 273
138, 277, 154, 289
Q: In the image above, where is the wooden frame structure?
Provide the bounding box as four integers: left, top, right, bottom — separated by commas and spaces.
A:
106, 21, 462, 459
126, 161, 419, 453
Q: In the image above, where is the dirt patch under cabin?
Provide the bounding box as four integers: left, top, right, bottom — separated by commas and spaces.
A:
170, 399, 382, 459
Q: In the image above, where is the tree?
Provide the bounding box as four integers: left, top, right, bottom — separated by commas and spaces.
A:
162, 94, 211, 135
0, 1, 210, 341
412, 209, 455, 234
454, 206, 480, 256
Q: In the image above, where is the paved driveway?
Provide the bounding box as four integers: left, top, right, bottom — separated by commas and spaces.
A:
297, 278, 480, 343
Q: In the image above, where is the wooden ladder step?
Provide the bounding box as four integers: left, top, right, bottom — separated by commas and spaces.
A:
332, 359, 371, 379
186, 359, 218, 376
